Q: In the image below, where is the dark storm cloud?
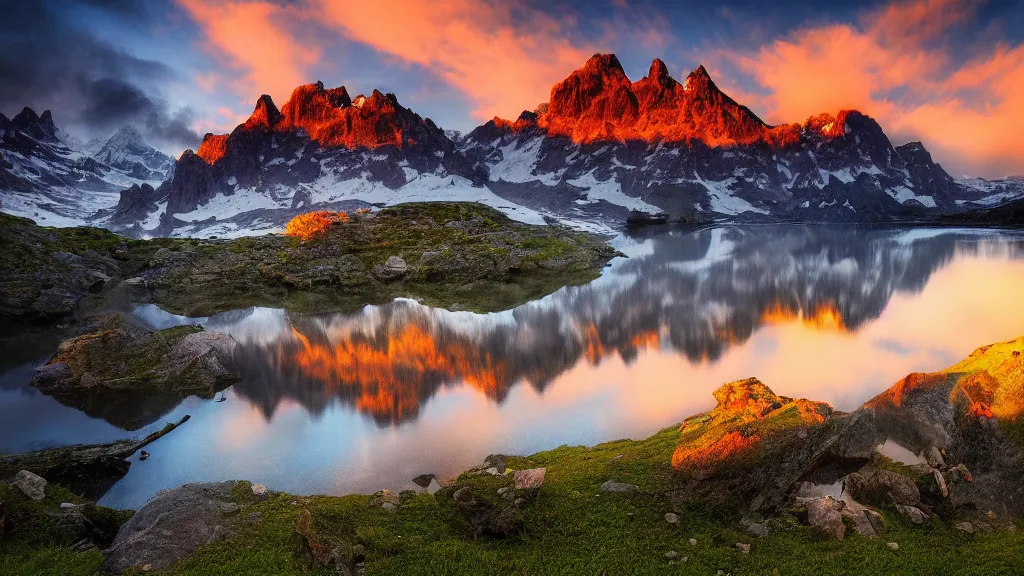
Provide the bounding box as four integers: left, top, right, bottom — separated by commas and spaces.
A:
81, 78, 199, 147
0, 0, 200, 151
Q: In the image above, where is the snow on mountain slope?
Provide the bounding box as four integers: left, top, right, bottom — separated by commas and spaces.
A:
0, 108, 166, 227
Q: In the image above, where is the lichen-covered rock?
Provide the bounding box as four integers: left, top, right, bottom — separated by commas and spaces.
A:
0, 213, 124, 318
845, 470, 921, 508
13, 470, 47, 501
599, 480, 638, 494
100, 482, 245, 575
807, 496, 846, 540
372, 255, 408, 281
672, 378, 834, 510
513, 468, 546, 490
139, 203, 618, 316
30, 314, 238, 397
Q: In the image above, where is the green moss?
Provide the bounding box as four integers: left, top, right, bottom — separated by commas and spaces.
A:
145, 202, 616, 316
6, 418, 1024, 575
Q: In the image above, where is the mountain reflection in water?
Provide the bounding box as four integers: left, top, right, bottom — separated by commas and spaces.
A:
211, 225, 1024, 426
6, 225, 1024, 509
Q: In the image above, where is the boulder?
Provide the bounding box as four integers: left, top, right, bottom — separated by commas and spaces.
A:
599, 480, 638, 494
845, 470, 921, 507
895, 504, 929, 524
922, 446, 945, 469
932, 469, 949, 498
31, 314, 239, 397
513, 468, 546, 490
13, 470, 47, 501
956, 521, 975, 534
251, 484, 269, 500
100, 482, 244, 575
368, 490, 400, 508
806, 496, 846, 540
372, 255, 408, 281
483, 454, 508, 473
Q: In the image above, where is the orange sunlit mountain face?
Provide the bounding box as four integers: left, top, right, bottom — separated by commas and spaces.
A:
284, 211, 350, 240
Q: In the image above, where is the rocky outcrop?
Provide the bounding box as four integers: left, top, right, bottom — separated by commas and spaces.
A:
109, 182, 164, 226
672, 336, 1024, 523
100, 482, 246, 575
671, 377, 834, 510
0, 212, 123, 318
137, 202, 619, 316
31, 314, 239, 396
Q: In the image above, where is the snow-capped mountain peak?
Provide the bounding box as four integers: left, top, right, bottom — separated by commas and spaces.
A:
93, 125, 174, 179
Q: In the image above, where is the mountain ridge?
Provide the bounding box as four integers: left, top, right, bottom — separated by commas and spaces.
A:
2, 53, 1022, 237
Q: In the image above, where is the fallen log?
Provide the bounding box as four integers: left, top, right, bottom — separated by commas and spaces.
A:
0, 415, 191, 500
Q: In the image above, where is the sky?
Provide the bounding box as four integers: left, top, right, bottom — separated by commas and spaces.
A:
1, 0, 1022, 178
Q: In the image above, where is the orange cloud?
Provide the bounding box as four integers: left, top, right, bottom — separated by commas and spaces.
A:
890, 45, 1024, 177
720, 0, 1023, 177
313, 0, 595, 120
176, 0, 319, 105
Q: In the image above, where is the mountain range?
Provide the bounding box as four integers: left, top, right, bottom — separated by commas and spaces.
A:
2, 54, 1022, 237
0, 110, 173, 227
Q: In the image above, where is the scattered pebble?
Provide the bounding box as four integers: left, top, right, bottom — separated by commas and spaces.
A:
887, 542, 899, 551
664, 512, 679, 524
736, 543, 750, 554
665, 551, 678, 560
688, 538, 698, 546
956, 522, 975, 534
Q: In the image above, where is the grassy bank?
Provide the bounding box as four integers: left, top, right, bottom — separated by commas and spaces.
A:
3, 422, 1021, 575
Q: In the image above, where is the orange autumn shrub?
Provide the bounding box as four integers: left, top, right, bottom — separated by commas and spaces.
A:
285, 211, 349, 240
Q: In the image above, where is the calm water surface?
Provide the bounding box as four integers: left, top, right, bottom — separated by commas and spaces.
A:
3, 225, 1024, 509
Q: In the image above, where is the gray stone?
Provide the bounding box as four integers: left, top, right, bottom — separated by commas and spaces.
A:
807, 496, 846, 540
599, 480, 638, 494
887, 542, 900, 550
895, 504, 928, 525
381, 502, 396, 512
369, 490, 400, 508
14, 470, 47, 501
956, 521, 975, 534
665, 551, 678, 560
514, 468, 546, 490
846, 470, 921, 507
251, 484, 269, 500
372, 255, 408, 281
513, 498, 527, 507
688, 538, 697, 546
664, 512, 679, 525
497, 487, 512, 498
933, 469, 949, 498
746, 522, 768, 537
923, 446, 946, 469
736, 543, 751, 554
164, 331, 238, 389
100, 482, 241, 575
453, 486, 474, 503
32, 362, 73, 391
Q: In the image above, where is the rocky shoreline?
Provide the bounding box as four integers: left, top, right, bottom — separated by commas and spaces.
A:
0, 202, 619, 323
2, 335, 1022, 574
